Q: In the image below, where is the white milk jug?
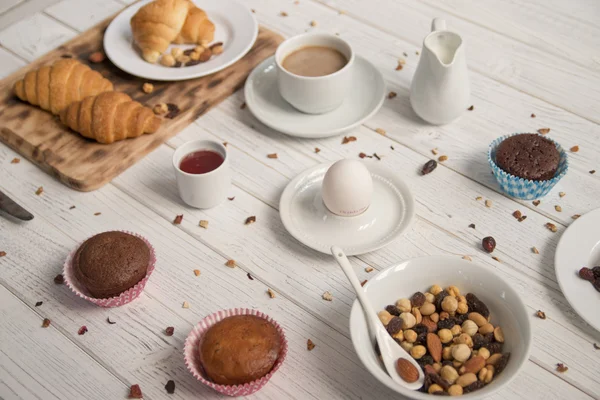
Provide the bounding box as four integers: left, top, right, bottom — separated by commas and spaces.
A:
410, 18, 470, 125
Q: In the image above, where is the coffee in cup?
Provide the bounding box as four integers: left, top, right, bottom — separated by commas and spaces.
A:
276, 33, 354, 114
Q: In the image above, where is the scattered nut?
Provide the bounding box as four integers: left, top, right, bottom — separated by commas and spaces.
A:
533, 200, 540, 206
11, 158, 20, 163
438, 155, 448, 162
375, 128, 386, 136
475, 196, 483, 201
267, 288, 276, 298
42, 318, 51, 328
531, 113, 536, 118
512, 210, 522, 219
388, 91, 397, 99
545, 222, 558, 232
342, 136, 357, 144
314, 147, 321, 153
484, 199, 492, 208
537, 128, 550, 134
245, 216, 256, 225
182, 301, 190, 308
532, 246, 539, 254
431, 148, 439, 155
88, 51, 105, 63
467, 105, 474, 111
462, 255, 472, 261
173, 214, 183, 224
225, 259, 236, 268
572, 214, 581, 219
555, 205, 562, 212
482, 236, 496, 253
142, 83, 154, 94
322, 291, 333, 301
267, 153, 278, 159
310, 20, 317, 27
559, 192, 566, 197
35, 186, 43, 195
153, 103, 169, 115
570, 145, 579, 152
421, 160, 437, 175
307, 339, 316, 351
556, 363, 568, 373
193, 269, 201, 276
280, 11, 288, 16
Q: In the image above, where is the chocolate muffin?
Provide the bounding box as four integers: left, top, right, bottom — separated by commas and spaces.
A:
200, 315, 282, 385
495, 133, 560, 181
73, 231, 150, 298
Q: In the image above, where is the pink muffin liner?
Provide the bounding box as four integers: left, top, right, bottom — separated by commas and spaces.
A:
184, 308, 288, 397
63, 231, 156, 308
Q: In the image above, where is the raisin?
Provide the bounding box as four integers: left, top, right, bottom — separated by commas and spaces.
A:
165, 380, 175, 394
454, 313, 468, 325
427, 372, 450, 390
422, 160, 437, 175
414, 324, 428, 335
494, 353, 511, 376
411, 292, 426, 307
487, 342, 503, 354
579, 267, 594, 282
593, 266, 600, 279
594, 280, 600, 293
421, 373, 434, 392
466, 293, 490, 318
463, 380, 485, 393
437, 318, 454, 330
442, 360, 453, 368
482, 236, 496, 253
417, 354, 434, 369
386, 317, 402, 335
472, 333, 488, 350
385, 305, 401, 316
415, 332, 427, 346
434, 290, 450, 310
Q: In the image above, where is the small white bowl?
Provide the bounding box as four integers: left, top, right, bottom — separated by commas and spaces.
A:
350, 255, 532, 399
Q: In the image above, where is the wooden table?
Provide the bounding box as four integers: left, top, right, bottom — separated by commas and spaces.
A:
1, 1, 599, 399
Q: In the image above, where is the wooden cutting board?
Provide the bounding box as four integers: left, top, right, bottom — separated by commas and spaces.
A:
0, 17, 283, 191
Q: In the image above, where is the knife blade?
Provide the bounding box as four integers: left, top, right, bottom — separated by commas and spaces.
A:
0, 190, 34, 221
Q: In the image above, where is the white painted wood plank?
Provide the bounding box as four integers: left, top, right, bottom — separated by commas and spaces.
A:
242, 0, 600, 227
0, 12, 75, 61
419, 0, 600, 72
0, 45, 26, 77
0, 285, 128, 400
0, 0, 60, 31
0, 0, 23, 15
0, 149, 403, 400
45, 0, 122, 32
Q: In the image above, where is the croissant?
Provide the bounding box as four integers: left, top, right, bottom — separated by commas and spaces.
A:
59, 92, 161, 144
130, 0, 191, 63
173, 4, 215, 45
14, 59, 113, 115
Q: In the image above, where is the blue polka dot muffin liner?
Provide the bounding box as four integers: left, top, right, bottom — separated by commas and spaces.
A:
488, 133, 568, 200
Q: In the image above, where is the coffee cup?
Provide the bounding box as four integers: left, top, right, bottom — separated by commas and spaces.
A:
275, 33, 354, 114
172, 139, 231, 209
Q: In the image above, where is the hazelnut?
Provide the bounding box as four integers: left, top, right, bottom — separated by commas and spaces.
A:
377, 310, 392, 326
458, 295, 466, 303
452, 344, 471, 362
450, 325, 462, 336
410, 345, 427, 359
211, 44, 224, 55
395, 298, 412, 313
468, 312, 487, 327
392, 330, 404, 341
448, 384, 463, 396
494, 326, 505, 343
461, 320, 478, 336
420, 302, 436, 316
478, 347, 490, 360
176, 54, 191, 64
442, 296, 459, 313
194, 45, 207, 53
424, 292, 435, 303
456, 302, 469, 314
142, 82, 154, 94
171, 48, 184, 58
430, 284, 442, 296
404, 329, 417, 343
440, 311, 450, 320
479, 323, 494, 335
428, 384, 444, 394
440, 366, 459, 384
400, 341, 413, 352
454, 333, 473, 348
438, 329, 453, 343
399, 312, 416, 329
456, 373, 477, 388
190, 51, 201, 61
453, 360, 463, 369
411, 307, 422, 324
160, 54, 176, 67
442, 346, 453, 360
430, 312, 440, 323
153, 103, 168, 115
447, 285, 461, 297
432, 363, 442, 373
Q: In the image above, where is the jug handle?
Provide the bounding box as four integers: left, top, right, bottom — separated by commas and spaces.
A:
431, 18, 447, 32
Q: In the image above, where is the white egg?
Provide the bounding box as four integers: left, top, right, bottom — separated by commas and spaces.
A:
322, 159, 373, 216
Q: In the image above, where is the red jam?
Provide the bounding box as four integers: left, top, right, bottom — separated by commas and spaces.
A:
179, 150, 224, 174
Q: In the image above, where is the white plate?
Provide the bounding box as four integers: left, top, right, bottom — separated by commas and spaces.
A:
244, 55, 385, 138
279, 161, 415, 255
104, 0, 258, 81
555, 208, 600, 332
350, 256, 532, 399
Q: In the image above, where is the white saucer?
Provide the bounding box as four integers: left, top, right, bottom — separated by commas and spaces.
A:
104, 0, 258, 81
244, 56, 385, 138
555, 208, 600, 332
279, 161, 415, 255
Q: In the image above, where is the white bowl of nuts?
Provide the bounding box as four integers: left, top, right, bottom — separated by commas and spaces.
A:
350, 255, 531, 398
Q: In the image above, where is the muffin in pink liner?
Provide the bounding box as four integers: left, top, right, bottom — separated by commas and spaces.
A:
184, 308, 288, 396
63, 231, 156, 308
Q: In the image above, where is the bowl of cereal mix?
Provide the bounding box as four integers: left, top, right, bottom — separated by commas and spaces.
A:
350, 255, 531, 398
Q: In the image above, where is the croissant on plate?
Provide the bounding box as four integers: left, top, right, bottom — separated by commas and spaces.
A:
14, 59, 113, 115
173, 4, 215, 45
130, 0, 191, 63
59, 92, 161, 144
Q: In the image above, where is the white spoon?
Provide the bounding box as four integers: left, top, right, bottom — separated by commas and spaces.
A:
331, 246, 424, 390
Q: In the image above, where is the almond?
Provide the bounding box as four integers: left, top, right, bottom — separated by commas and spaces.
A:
427, 333, 443, 362
463, 355, 486, 374
396, 358, 419, 383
